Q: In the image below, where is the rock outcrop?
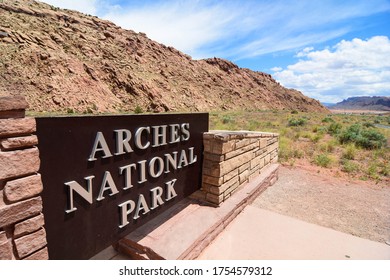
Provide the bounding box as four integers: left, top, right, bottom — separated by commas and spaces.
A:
0, 0, 328, 113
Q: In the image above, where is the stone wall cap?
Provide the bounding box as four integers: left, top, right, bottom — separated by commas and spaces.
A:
205, 130, 279, 141
0, 95, 29, 111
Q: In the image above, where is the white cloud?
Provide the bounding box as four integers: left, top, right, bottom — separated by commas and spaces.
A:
38, 0, 98, 15
102, 2, 240, 58
273, 36, 390, 103
39, 0, 390, 61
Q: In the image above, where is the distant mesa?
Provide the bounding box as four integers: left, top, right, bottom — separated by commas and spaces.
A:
0, 0, 328, 114
328, 96, 390, 111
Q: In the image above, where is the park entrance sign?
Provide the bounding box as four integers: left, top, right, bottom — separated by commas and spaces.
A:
36, 113, 208, 259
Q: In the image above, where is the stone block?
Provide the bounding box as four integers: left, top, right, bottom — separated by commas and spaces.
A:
264, 154, 271, 165
203, 152, 224, 162
0, 231, 13, 260
259, 157, 265, 169
250, 156, 261, 170
202, 174, 223, 186
0, 135, 38, 150
201, 183, 212, 193
206, 193, 224, 205
239, 169, 249, 184
212, 140, 235, 155
0, 118, 36, 137
224, 142, 258, 160
235, 138, 251, 149
0, 196, 42, 227
0, 95, 28, 112
220, 150, 253, 175
210, 176, 238, 195
202, 165, 221, 178
268, 137, 278, 145
15, 228, 47, 259
23, 247, 49, 260
238, 162, 250, 173
259, 138, 268, 148
203, 139, 212, 153
267, 142, 279, 153
0, 148, 40, 180
255, 147, 267, 157
4, 174, 43, 202
14, 213, 45, 238
223, 169, 238, 183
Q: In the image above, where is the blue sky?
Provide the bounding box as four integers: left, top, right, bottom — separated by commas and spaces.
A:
40, 0, 390, 103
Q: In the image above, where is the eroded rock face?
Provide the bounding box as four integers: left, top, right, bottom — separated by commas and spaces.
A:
0, 0, 328, 114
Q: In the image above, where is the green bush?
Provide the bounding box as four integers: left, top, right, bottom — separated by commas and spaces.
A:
342, 144, 357, 160
328, 122, 342, 135
222, 115, 233, 124
322, 117, 334, 123
288, 118, 306, 127
339, 124, 386, 149
134, 105, 143, 114
314, 153, 332, 168
359, 129, 387, 149
341, 159, 360, 173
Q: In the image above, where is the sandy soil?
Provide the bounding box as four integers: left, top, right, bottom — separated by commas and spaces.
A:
252, 165, 390, 244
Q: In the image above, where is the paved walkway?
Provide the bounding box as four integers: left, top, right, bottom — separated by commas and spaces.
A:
197, 206, 390, 260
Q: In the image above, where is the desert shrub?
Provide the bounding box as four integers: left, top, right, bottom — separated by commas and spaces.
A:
291, 109, 299, 114
222, 115, 233, 124
379, 162, 389, 176
359, 129, 387, 149
322, 117, 334, 123
339, 124, 386, 149
340, 159, 360, 173
318, 139, 337, 153
83, 107, 93, 114
314, 153, 333, 168
134, 105, 143, 114
363, 122, 375, 128
313, 126, 328, 134
248, 120, 260, 131
288, 118, 306, 127
328, 122, 342, 135
366, 162, 380, 180
342, 144, 357, 160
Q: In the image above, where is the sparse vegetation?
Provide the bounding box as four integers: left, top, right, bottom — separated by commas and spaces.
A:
210, 110, 389, 184
314, 153, 333, 168
134, 105, 143, 114
288, 118, 307, 127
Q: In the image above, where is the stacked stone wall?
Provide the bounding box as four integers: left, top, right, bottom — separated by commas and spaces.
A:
201, 131, 278, 205
0, 96, 48, 260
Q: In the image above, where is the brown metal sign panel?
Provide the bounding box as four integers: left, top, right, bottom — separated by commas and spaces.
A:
36, 113, 208, 259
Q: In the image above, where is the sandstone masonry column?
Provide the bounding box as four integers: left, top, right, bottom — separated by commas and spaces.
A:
199, 131, 279, 205
0, 95, 48, 260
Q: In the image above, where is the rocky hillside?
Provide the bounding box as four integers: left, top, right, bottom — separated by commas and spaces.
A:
330, 96, 390, 111
0, 0, 328, 114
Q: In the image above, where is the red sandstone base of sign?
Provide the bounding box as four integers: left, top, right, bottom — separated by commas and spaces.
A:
92, 164, 279, 260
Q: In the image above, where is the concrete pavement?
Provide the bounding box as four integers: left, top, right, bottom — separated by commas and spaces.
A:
197, 206, 390, 260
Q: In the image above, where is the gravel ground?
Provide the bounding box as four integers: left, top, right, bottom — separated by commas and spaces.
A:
252, 165, 390, 244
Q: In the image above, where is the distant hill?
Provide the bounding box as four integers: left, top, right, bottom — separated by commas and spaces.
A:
0, 0, 328, 114
330, 96, 390, 111
321, 102, 336, 108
